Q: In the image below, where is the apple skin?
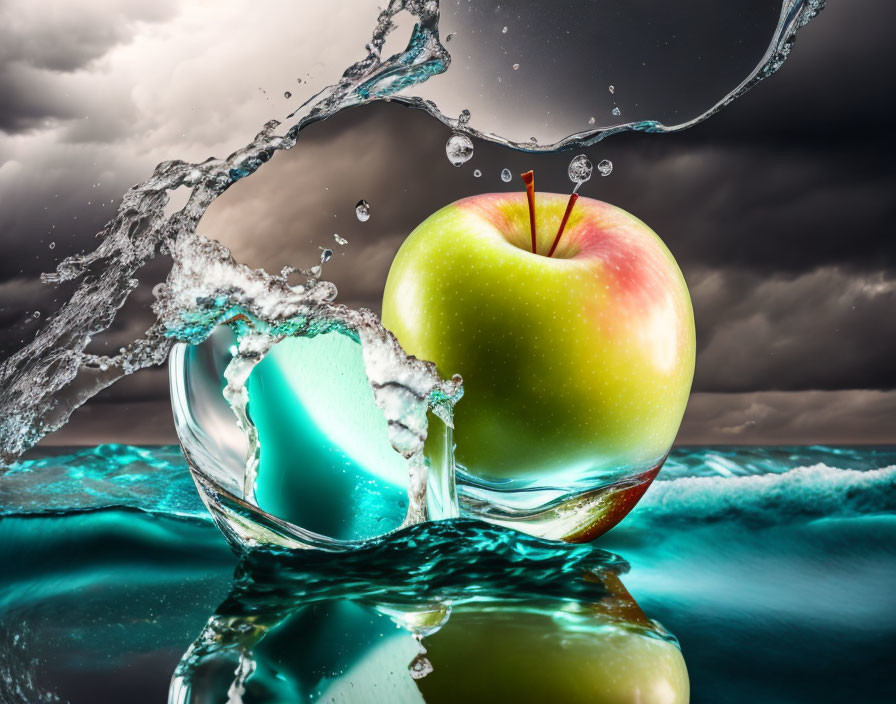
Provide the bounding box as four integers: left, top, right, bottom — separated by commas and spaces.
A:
417, 591, 689, 704
382, 192, 695, 492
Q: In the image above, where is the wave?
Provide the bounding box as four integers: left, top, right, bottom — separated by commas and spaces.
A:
5, 446, 896, 528
1, 443, 206, 520
637, 463, 896, 526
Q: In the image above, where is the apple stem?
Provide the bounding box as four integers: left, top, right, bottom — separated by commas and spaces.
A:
547, 193, 579, 258
521, 170, 537, 254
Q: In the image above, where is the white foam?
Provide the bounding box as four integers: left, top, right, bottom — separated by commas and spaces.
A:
638, 464, 896, 524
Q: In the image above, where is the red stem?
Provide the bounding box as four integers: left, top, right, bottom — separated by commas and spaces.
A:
547, 193, 578, 258
521, 170, 537, 254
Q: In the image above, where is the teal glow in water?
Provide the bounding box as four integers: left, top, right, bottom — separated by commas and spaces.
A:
3, 445, 895, 701
248, 332, 410, 539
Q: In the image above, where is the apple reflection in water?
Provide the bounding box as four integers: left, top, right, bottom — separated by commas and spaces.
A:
171, 564, 688, 704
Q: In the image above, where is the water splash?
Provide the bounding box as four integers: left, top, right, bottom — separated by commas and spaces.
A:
567, 154, 593, 187
445, 132, 474, 166
0, 0, 450, 466
355, 199, 371, 222
0, 0, 826, 470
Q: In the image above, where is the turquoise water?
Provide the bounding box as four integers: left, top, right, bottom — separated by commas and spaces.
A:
1, 444, 895, 702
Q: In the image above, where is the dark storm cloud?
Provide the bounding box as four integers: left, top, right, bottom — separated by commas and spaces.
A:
690, 267, 896, 391
679, 390, 896, 445
0, 68, 79, 133
3, 0, 893, 446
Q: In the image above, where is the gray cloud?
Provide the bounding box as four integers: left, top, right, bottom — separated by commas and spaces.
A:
4, 0, 895, 446
0, 0, 178, 73
0, 0, 179, 132
679, 389, 896, 445
691, 267, 896, 391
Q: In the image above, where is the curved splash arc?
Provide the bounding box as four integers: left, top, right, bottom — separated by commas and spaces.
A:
0, 0, 825, 467
421, 0, 827, 151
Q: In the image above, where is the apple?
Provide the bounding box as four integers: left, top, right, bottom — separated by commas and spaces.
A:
382, 173, 695, 540
416, 580, 689, 704
312, 572, 688, 704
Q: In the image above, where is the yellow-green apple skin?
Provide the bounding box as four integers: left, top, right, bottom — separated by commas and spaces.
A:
382, 192, 695, 491
417, 605, 689, 704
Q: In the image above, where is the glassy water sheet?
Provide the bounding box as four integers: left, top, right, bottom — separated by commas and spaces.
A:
1, 445, 895, 702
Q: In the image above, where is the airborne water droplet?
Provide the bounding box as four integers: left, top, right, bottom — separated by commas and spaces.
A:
612, 107, 621, 117
502, 26, 508, 34
568, 155, 593, 186
458, 109, 471, 125
588, 117, 595, 125
355, 200, 371, 221
473, 169, 482, 178
501, 168, 512, 182
598, 159, 613, 177
48, 242, 56, 250
284, 91, 292, 99
512, 63, 520, 71
608, 85, 615, 94
334, 233, 348, 246
445, 32, 455, 43
445, 133, 474, 166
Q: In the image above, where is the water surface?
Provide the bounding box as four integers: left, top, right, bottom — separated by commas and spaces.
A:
1, 444, 893, 702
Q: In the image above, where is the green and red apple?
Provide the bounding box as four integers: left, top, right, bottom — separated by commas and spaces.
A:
382, 182, 695, 538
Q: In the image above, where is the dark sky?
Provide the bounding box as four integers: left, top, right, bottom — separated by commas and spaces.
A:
0, 0, 894, 447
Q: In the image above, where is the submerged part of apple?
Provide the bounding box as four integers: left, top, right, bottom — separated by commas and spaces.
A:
382, 188, 695, 541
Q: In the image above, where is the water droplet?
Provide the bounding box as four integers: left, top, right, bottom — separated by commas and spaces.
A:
598, 159, 613, 177
320, 248, 333, 263
334, 233, 348, 246
502, 26, 508, 34
608, 85, 615, 94
310, 265, 322, 277
355, 200, 371, 221
48, 242, 56, 250
612, 107, 621, 117
512, 63, 520, 71
409, 652, 434, 680
501, 168, 512, 182
568, 155, 593, 185
284, 91, 292, 99
588, 117, 595, 125
458, 109, 471, 125
529, 137, 538, 144
445, 32, 455, 43
445, 133, 474, 166
473, 169, 482, 178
